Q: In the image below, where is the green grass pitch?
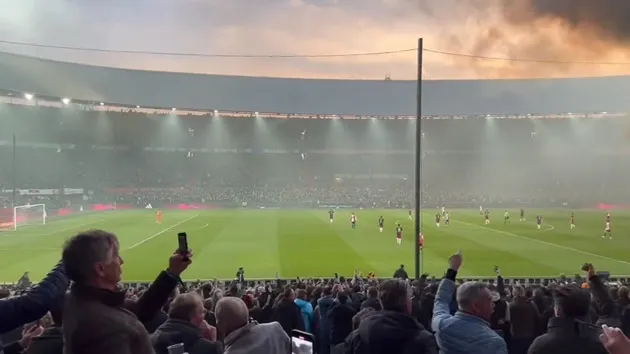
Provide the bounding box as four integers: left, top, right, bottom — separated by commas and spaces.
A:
1, 209, 629, 282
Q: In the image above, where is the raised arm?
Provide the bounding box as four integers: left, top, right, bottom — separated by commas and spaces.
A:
432, 250, 462, 332
0, 261, 69, 333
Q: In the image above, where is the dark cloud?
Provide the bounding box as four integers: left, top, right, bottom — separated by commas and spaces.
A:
503, 0, 630, 44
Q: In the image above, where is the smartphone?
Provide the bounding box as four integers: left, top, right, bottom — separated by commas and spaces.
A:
177, 232, 189, 260
167, 343, 185, 354
291, 330, 314, 354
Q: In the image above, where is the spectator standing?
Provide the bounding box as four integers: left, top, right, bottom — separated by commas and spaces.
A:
271, 287, 304, 336
509, 285, 539, 354
295, 289, 314, 333
527, 284, 607, 354
216, 297, 290, 354
360, 287, 382, 311
151, 292, 218, 354
61, 230, 191, 354
393, 265, 409, 280
328, 291, 356, 347
316, 286, 336, 354
345, 279, 437, 354
432, 250, 508, 354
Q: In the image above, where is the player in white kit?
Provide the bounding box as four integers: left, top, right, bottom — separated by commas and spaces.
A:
351, 213, 357, 229
602, 213, 612, 239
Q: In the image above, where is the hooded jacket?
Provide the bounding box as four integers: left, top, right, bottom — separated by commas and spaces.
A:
344, 310, 437, 354
150, 319, 219, 354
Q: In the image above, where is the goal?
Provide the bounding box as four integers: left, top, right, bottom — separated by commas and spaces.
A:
13, 204, 47, 230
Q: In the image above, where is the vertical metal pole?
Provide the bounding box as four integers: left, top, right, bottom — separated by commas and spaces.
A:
12, 134, 16, 208
414, 38, 424, 280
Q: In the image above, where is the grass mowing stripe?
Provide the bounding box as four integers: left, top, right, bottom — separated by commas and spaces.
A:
126, 214, 198, 250
455, 219, 630, 266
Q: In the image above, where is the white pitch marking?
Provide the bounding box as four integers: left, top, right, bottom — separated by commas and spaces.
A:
127, 215, 198, 250
455, 219, 630, 266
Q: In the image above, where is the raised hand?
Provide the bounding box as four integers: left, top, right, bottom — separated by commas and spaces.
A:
168, 250, 193, 276
448, 249, 463, 271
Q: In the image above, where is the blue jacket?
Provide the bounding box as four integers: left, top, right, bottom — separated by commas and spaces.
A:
295, 298, 314, 333
432, 278, 507, 354
0, 261, 68, 334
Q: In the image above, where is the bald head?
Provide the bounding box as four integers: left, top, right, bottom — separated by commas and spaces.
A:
216, 297, 249, 336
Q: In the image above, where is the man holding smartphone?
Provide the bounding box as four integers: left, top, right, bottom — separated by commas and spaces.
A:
61, 229, 193, 354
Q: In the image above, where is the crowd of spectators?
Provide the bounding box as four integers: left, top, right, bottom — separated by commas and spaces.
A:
2, 230, 630, 354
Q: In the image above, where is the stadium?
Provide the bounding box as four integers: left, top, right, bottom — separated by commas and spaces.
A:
1, 50, 630, 285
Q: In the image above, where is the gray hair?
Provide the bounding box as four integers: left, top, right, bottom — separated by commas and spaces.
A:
378, 279, 411, 312
168, 292, 203, 321
456, 282, 489, 311
216, 297, 249, 336
62, 229, 118, 284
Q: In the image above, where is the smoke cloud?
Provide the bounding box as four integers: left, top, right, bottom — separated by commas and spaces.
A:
505, 0, 630, 44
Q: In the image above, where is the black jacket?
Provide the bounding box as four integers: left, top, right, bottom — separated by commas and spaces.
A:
360, 297, 382, 311
393, 268, 408, 280
25, 326, 63, 354
527, 317, 607, 354
328, 303, 356, 345
345, 310, 437, 354
150, 319, 219, 354
271, 299, 304, 336
510, 297, 539, 339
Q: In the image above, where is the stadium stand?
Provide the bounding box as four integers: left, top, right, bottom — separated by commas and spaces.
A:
2, 56, 630, 353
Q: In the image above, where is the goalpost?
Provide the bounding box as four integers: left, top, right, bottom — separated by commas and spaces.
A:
13, 204, 47, 230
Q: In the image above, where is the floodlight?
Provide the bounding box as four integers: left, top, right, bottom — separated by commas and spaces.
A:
172, 108, 176, 111
100, 102, 104, 106
24, 93, 33, 100
62, 98, 70, 105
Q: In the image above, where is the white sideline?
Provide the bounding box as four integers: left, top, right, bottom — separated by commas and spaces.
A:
455, 220, 630, 266
127, 215, 198, 250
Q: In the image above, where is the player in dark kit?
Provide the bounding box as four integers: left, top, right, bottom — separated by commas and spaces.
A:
328, 209, 334, 224
570, 212, 575, 229
484, 209, 490, 225
520, 209, 525, 222
396, 223, 403, 245
378, 216, 384, 233
408, 210, 412, 220
351, 213, 357, 229
536, 215, 543, 230
435, 213, 441, 228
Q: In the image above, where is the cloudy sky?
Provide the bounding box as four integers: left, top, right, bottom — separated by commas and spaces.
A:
1, 0, 630, 80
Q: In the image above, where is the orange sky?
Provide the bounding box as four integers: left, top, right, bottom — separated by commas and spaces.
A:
1, 0, 630, 80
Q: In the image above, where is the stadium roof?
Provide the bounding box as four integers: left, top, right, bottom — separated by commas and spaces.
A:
0, 51, 629, 116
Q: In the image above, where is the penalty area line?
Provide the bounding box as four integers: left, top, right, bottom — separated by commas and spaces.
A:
127, 215, 198, 250
454, 219, 630, 266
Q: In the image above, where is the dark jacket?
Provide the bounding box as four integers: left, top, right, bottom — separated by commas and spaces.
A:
328, 302, 356, 345
393, 268, 409, 280
360, 297, 382, 311
317, 296, 335, 354
527, 317, 607, 354
0, 262, 68, 335
589, 275, 622, 328
150, 319, 219, 354
25, 326, 63, 354
510, 297, 539, 339
270, 298, 304, 337
345, 310, 437, 354
62, 270, 178, 354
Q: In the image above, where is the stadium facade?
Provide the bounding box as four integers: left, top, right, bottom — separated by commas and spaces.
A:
0, 51, 630, 115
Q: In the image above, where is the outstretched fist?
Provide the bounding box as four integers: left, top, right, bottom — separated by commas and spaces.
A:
449, 249, 463, 271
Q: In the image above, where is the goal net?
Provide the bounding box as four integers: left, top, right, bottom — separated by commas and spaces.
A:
13, 204, 47, 230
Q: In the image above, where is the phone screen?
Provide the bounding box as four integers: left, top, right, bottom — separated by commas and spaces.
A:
291, 330, 314, 354
177, 233, 188, 253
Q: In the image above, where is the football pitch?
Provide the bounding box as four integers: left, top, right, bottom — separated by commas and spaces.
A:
1, 209, 629, 282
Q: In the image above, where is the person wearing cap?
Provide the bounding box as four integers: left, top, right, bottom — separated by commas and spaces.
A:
432, 250, 508, 354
